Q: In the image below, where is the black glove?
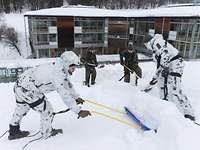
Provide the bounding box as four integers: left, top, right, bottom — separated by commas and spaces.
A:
149, 78, 158, 85
78, 110, 91, 119
76, 98, 85, 105
161, 68, 169, 78
120, 61, 124, 66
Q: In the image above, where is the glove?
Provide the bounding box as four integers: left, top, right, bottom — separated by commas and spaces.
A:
75, 98, 85, 105
149, 78, 157, 85
78, 110, 91, 119
161, 68, 169, 78
120, 61, 124, 66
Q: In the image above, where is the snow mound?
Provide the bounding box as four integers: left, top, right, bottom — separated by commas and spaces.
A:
127, 91, 200, 150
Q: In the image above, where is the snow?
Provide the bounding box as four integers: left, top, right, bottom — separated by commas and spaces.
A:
24, 5, 200, 18
1, 60, 200, 150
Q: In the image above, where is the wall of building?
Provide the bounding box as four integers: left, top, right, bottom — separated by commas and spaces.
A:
26, 15, 200, 59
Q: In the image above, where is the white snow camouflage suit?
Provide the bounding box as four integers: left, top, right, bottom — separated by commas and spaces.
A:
145, 34, 195, 119
10, 51, 81, 138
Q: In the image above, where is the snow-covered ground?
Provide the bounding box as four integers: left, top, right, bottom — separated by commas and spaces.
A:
1, 61, 200, 150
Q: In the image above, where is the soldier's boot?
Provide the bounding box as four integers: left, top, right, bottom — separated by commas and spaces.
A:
135, 77, 138, 86
184, 114, 195, 121
8, 124, 30, 140
48, 128, 63, 138
124, 74, 130, 83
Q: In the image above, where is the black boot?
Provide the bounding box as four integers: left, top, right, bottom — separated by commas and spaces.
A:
91, 82, 96, 85
86, 83, 90, 87
8, 125, 30, 140
184, 114, 195, 121
47, 128, 63, 138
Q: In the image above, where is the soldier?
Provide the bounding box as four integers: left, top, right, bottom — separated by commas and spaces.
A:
144, 34, 195, 121
81, 49, 98, 87
120, 43, 142, 85
8, 51, 91, 140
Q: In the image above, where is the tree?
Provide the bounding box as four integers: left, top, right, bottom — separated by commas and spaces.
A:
0, 25, 22, 56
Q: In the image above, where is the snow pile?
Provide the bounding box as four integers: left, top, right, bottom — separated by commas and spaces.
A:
127, 87, 200, 150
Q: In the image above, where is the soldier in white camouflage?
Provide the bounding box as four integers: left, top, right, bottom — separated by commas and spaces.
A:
9, 51, 91, 140
144, 34, 195, 121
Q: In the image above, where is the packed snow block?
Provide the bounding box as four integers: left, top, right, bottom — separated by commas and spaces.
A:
124, 106, 151, 131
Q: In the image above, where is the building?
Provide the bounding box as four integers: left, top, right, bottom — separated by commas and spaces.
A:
24, 4, 200, 58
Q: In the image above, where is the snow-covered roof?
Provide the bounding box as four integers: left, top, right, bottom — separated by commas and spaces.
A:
24, 5, 200, 18
125, 5, 200, 17
167, 3, 200, 7
24, 7, 126, 17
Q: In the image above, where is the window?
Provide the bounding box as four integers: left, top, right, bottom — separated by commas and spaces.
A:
38, 34, 48, 44
30, 17, 57, 47
196, 44, 200, 58
170, 20, 200, 58
32, 20, 48, 33
10, 68, 17, 77
130, 20, 154, 49
75, 18, 105, 33
170, 22, 194, 42
49, 20, 57, 26
49, 34, 57, 42
134, 21, 154, 36
74, 17, 107, 46
38, 49, 49, 58
11, 68, 16, 73
75, 33, 105, 44
0, 69, 6, 78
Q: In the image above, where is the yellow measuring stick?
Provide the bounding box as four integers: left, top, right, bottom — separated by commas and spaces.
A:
91, 111, 138, 129
85, 99, 126, 115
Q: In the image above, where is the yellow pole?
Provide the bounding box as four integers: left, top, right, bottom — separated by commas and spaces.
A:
91, 111, 138, 129
85, 99, 126, 115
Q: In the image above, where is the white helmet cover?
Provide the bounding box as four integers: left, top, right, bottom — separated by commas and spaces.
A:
60, 51, 79, 68
146, 34, 165, 54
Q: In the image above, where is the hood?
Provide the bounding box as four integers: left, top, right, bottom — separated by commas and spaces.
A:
146, 34, 165, 54
60, 51, 79, 69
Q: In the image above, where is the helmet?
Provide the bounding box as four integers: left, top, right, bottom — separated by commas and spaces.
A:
60, 51, 79, 68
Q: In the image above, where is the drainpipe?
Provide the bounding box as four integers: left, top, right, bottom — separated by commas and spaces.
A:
24, 16, 29, 58
189, 19, 198, 59
161, 17, 165, 35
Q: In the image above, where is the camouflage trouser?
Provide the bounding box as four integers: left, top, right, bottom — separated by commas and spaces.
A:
10, 84, 53, 138
167, 75, 194, 117
85, 66, 96, 86
157, 58, 194, 117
